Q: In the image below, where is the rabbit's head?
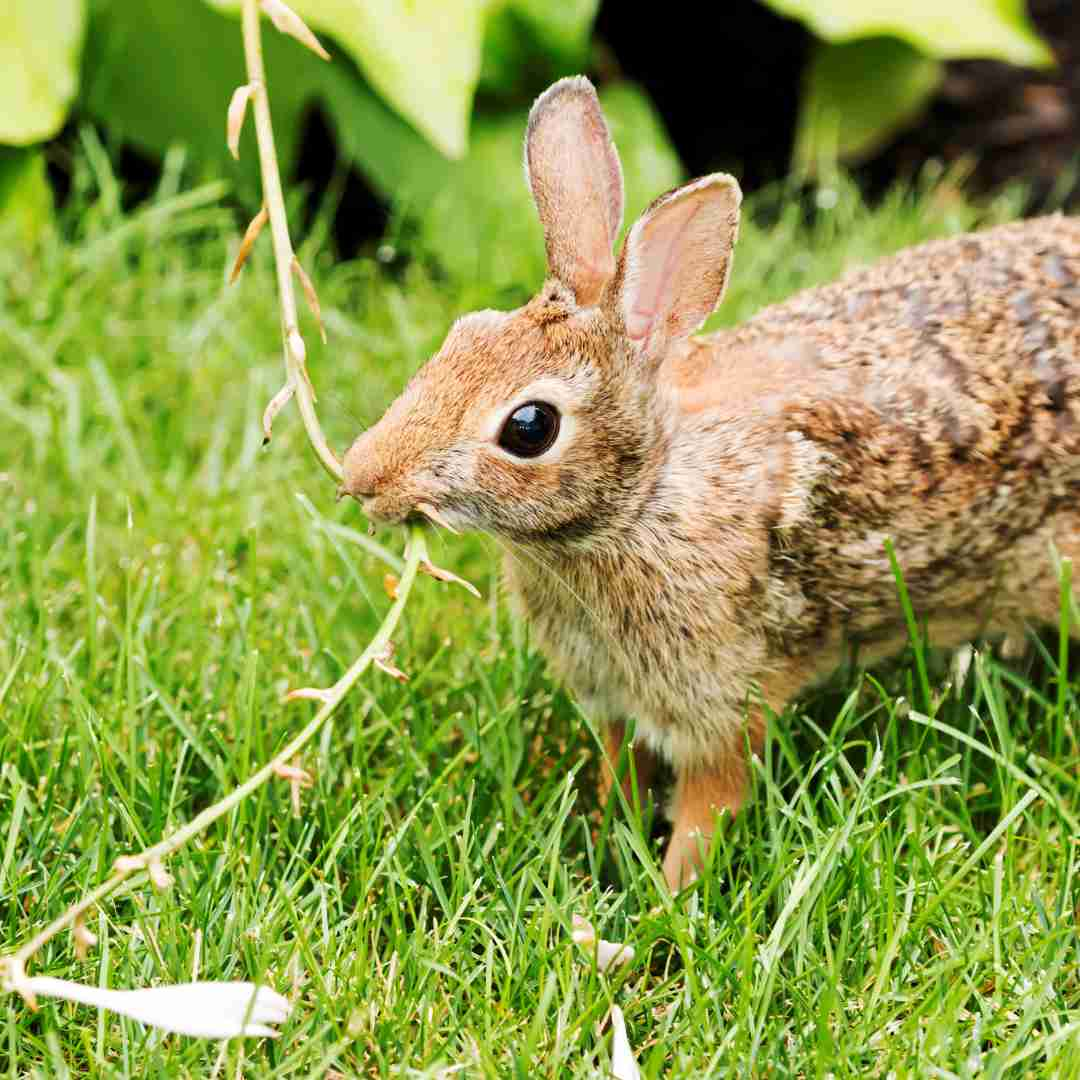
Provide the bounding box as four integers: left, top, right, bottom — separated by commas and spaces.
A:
342, 76, 741, 546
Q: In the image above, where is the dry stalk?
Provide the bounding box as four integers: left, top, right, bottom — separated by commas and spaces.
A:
1, 529, 429, 1003
1, 0, 477, 1012
236, 0, 340, 477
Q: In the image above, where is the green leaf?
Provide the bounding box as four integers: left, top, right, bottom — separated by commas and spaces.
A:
314, 0, 489, 159
208, 0, 491, 159
507, 0, 599, 59
0, 148, 54, 249
0, 0, 86, 144
319, 61, 445, 201
761, 0, 1053, 67
81, 0, 327, 203
794, 38, 943, 174
480, 0, 599, 95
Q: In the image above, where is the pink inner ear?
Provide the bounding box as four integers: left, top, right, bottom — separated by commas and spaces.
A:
545, 121, 618, 304
625, 199, 704, 342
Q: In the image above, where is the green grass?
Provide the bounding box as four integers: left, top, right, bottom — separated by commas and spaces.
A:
1, 149, 1078, 1077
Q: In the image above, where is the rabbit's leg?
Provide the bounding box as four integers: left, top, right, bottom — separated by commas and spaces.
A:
599, 718, 659, 816
661, 690, 779, 891
662, 752, 749, 891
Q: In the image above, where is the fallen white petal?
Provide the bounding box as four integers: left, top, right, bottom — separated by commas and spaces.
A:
610, 1006, 641, 1080
571, 915, 635, 972
24, 977, 290, 1039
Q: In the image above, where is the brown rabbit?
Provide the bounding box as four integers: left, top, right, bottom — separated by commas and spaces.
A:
342, 76, 1080, 890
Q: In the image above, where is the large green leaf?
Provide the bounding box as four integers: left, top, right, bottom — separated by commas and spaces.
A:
0, 0, 86, 144
761, 0, 1053, 66
79, 0, 600, 213
208, 0, 491, 159
480, 0, 599, 95
319, 61, 443, 200
794, 38, 943, 173
507, 0, 598, 59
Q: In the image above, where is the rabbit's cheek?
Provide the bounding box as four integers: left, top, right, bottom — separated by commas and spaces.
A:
483, 453, 565, 507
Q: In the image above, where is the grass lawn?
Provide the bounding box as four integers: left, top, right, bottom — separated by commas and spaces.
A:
1, 151, 1078, 1077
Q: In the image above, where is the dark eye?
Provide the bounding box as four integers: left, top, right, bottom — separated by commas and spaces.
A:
497, 401, 561, 458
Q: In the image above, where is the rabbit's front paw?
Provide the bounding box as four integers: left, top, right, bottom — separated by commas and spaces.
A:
662, 760, 748, 892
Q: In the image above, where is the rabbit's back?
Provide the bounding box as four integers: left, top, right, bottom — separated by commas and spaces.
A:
695, 215, 1080, 655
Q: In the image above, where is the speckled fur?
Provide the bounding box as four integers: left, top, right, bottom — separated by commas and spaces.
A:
343, 78, 1080, 889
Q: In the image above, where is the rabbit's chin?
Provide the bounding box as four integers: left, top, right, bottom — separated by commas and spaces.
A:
353, 493, 418, 527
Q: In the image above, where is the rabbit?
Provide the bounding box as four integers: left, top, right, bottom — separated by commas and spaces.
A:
341, 75, 1080, 891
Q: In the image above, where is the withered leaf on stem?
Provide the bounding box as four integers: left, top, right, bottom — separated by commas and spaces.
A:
262, 381, 296, 443
273, 760, 314, 817
259, 0, 330, 60
227, 83, 256, 160
421, 559, 481, 599
230, 204, 269, 283
373, 643, 409, 682
283, 685, 332, 705
148, 859, 173, 892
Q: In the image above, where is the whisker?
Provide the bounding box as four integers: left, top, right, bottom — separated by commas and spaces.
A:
320, 390, 364, 431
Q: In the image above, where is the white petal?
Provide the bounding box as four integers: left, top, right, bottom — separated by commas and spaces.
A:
594, 939, 635, 972
571, 915, 635, 972
24, 978, 291, 1039
610, 1006, 641, 1080
570, 913, 595, 945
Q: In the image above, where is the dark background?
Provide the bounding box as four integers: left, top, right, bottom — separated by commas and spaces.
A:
597, 0, 1080, 202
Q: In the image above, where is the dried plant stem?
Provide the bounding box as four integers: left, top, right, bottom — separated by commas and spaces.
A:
240, 0, 341, 480
2, 1, 477, 1018
2, 527, 428, 1002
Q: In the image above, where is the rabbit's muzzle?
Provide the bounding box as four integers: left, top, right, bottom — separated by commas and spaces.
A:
341, 428, 420, 525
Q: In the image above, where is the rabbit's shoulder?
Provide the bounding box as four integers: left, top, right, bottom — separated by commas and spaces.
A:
658, 219, 1080, 629
726, 215, 1080, 408
673, 216, 1080, 497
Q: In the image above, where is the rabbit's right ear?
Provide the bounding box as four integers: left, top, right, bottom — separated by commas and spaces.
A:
525, 76, 624, 306
615, 174, 741, 365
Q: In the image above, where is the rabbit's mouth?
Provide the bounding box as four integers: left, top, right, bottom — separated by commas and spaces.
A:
349, 490, 464, 536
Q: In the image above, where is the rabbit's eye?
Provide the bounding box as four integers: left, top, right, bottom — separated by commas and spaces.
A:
498, 401, 561, 458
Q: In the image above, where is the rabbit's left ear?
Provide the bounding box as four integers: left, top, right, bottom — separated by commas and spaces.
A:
525, 76, 624, 306
615, 174, 741, 362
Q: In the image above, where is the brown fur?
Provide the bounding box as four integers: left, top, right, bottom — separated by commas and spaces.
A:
342, 78, 1080, 892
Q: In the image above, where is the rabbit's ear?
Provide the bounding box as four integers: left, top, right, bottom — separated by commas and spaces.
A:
616, 174, 741, 362
525, 76, 624, 306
